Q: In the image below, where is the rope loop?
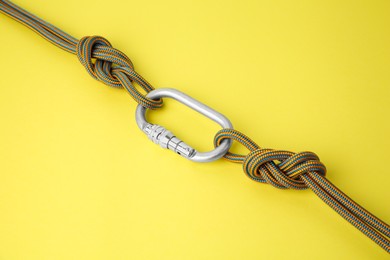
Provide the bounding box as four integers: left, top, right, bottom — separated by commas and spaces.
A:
76, 36, 163, 109
214, 128, 259, 163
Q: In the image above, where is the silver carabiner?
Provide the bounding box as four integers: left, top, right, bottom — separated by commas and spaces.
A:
135, 88, 233, 162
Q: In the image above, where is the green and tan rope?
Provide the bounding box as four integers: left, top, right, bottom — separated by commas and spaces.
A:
0, 0, 162, 109
214, 129, 390, 252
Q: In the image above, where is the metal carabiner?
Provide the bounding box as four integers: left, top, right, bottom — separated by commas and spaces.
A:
135, 88, 233, 162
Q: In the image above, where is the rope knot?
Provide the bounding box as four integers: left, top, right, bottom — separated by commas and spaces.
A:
214, 129, 326, 190
76, 36, 162, 109
243, 149, 326, 189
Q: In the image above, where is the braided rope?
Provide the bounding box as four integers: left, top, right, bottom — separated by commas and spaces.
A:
214, 129, 390, 252
1, 0, 389, 253
0, 0, 162, 109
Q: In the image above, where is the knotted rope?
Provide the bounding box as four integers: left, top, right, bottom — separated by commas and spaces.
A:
214, 129, 390, 252
0, 0, 162, 109
243, 149, 326, 189
1, 0, 389, 253
76, 36, 162, 109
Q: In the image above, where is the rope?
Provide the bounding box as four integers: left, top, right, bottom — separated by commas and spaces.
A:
214, 129, 390, 252
0, 0, 162, 109
1, 0, 389, 253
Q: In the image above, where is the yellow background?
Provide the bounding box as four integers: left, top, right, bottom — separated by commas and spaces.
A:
0, 0, 389, 259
